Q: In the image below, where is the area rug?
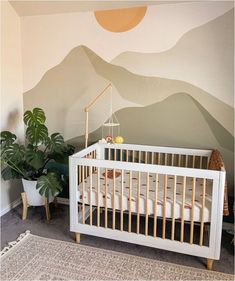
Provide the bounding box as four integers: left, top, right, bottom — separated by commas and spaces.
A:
1, 231, 234, 281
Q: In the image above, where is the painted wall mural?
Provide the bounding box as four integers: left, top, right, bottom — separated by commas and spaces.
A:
23, 2, 234, 193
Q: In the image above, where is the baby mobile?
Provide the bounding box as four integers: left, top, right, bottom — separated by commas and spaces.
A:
84, 83, 124, 148
101, 84, 124, 144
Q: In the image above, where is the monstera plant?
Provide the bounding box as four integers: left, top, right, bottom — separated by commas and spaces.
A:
0, 108, 75, 199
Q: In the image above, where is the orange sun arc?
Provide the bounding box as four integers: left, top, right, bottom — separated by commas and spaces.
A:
94, 6, 147, 33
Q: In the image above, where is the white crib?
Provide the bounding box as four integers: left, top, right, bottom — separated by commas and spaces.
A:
69, 143, 225, 270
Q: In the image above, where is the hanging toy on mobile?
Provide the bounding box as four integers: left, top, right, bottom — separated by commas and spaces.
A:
114, 136, 124, 144
105, 135, 113, 143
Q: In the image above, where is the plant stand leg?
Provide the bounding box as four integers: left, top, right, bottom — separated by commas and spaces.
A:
21, 192, 28, 220
75, 232, 80, 244
44, 197, 51, 221
53, 197, 58, 208
207, 259, 214, 270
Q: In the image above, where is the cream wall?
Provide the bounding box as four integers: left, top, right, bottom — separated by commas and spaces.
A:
0, 1, 24, 215
20, 1, 233, 101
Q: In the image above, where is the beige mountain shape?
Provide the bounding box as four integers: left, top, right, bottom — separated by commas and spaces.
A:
82, 44, 234, 137
110, 9, 234, 134
72, 93, 234, 193
23, 46, 140, 141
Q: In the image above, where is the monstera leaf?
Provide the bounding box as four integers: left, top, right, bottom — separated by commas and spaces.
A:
48, 133, 64, 153
25, 149, 45, 170
26, 124, 48, 146
0, 131, 16, 147
36, 172, 63, 197
1, 166, 22, 180
24, 108, 46, 126
1, 144, 25, 164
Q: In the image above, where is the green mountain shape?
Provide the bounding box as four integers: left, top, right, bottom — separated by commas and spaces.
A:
72, 92, 234, 192
82, 44, 234, 137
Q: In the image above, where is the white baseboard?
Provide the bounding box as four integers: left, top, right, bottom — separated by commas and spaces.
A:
0, 197, 22, 217
57, 197, 69, 205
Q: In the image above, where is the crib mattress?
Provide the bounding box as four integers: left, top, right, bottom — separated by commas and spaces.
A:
77, 169, 212, 222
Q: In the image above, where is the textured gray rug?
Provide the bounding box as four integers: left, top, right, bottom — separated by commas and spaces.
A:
1, 231, 234, 281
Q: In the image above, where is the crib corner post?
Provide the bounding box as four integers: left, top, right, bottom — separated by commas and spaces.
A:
75, 232, 80, 244
96, 144, 105, 160
207, 259, 214, 270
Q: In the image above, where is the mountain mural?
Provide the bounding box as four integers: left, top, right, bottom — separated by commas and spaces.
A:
23, 44, 234, 193
82, 45, 233, 136
73, 93, 234, 194
111, 9, 234, 109
23, 46, 140, 141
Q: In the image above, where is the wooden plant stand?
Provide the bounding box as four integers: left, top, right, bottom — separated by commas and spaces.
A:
21, 192, 53, 221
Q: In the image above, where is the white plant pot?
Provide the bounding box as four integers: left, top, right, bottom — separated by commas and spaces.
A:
22, 179, 54, 206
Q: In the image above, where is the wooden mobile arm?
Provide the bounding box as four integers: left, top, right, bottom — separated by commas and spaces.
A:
84, 83, 112, 148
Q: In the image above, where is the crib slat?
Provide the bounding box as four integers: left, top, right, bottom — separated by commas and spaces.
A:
199, 156, 203, 169
192, 155, 195, 168
126, 149, 129, 162
145, 152, 148, 164
112, 169, 116, 230
171, 175, 177, 240
180, 176, 186, 242
158, 153, 161, 165
114, 149, 117, 161
171, 154, 174, 166
151, 152, 154, 164
120, 149, 123, 161
153, 173, 158, 238
200, 178, 206, 246
108, 148, 111, 160
178, 155, 181, 167
105, 168, 108, 228
82, 166, 85, 224
128, 171, 132, 233
190, 177, 196, 244
138, 151, 141, 163
145, 172, 149, 236
132, 150, 135, 162
164, 153, 167, 165
162, 174, 167, 239
185, 155, 188, 168
97, 168, 100, 227
137, 171, 141, 235
89, 166, 92, 226
120, 170, 124, 231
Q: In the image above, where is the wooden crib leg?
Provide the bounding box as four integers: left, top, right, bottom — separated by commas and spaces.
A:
75, 232, 80, 244
207, 259, 214, 270
21, 192, 28, 220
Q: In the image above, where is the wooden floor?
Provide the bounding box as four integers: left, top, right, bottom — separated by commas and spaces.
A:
1, 203, 234, 275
